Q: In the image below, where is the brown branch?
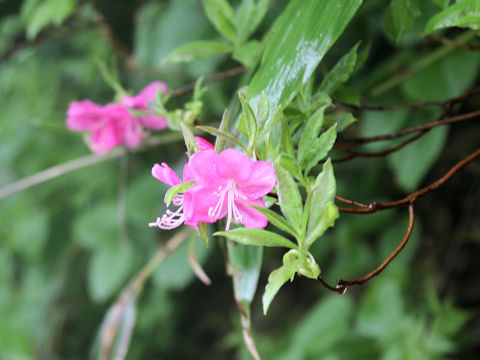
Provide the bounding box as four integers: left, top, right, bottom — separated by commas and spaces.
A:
319, 204, 415, 293
336, 147, 480, 214
339, 109, 480, 147
334, 195, 368, 208
425, 34, 480, 51
170, 66, 246, 97
346, 85, 480, 111
333, 131, 428, 163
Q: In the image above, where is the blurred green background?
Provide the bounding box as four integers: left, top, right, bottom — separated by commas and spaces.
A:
1, 0, 479, 359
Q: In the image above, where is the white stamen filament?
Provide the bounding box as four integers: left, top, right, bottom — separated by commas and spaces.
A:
149, 194, 185, 230
208, 180, 246, 230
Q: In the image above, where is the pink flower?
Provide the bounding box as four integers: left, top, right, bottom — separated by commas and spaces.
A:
188, 149, 276, 230
121, 81, 168, 130
66, 101, 142, 155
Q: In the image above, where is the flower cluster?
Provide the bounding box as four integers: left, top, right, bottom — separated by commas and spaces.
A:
149, 137, 276, 231
66, 82, 168, 154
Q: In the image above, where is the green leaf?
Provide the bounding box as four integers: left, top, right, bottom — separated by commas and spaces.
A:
263, 262, 298, 314
256, 91, 270, 130
88, 245, 134, 302
306, 159, 338, 246
228, 242, 263, 303
23, 0, 76, 39
388, 125, 448, 192
274, 163, 303, 233
324, 112, 358, 132
425, 0, 480, 34
280, 117, 295, 157
214, 109, 230, 153
162, 41, 233, 64
251, 205, 299, 238
318, 42, 359, 95
202, 0, 238, 43
386, 0, 421, 43
197, 125, 246, 150
239, 92, 258, 151
304, 124, 338, 175
247, 0, 362, 109
215, 228, 297, 249
298, 106, 326, 165
430, 0, 450, 8
232, 40, 262, 67
164, 181, 195, 207
278, 153, 302, 181
236, 0, 270, 41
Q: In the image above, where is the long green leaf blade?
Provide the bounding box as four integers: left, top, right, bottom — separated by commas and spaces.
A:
247, 0, 362, 108
215, 228, 297, 249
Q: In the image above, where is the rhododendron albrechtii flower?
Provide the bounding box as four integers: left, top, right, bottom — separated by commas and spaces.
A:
149, 137, 276, 231
66, 81, 167, 154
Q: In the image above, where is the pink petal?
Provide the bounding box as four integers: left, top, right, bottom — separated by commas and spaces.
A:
89, 121, 121, 154
195, 136, 215, 151
236, 198, 268, 229
137, 114, 168, 130
185, 186, 222, 224
238, 161, 276, 199
121, 81, 168, 109
188, 150, 223, 187
66, 100, 104, 131
151, 163, 181, 186
217, 149, 252, 182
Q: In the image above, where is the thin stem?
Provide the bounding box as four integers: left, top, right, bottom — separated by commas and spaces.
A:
338, 204, 415, 287
0, 132, 182, 200
337, 147, 480, 214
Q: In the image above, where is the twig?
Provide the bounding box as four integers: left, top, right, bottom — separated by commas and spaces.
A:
0, 132, 182, 200
319, 204, 415, 293
334, 195, 368, 208
170, 66, 246, 97
425, 34, 480, 51
339, 109, 480, 147
336, 147, 480, 214
347, 85, 480, 111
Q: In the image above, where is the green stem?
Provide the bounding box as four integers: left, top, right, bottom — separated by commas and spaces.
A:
370, 31, 477, 98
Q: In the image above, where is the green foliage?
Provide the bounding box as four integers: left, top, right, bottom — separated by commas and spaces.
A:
386, 0, 421, 43
425, 0, 480, 34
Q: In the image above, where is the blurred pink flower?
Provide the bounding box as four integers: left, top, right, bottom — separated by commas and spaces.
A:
66, 101, 142, 155
121, 81, 168, 130
66, 81, 169, 154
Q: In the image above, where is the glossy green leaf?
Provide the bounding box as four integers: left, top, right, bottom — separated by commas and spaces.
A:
228, 242, 263, 303
251, 205, 299, 238
239, 92, 258, 150
274, 163, 303, 233
304, 124, 337, 175
162, 41, 233, 64
425, 0, 480, 34
197, 125, 246, 150
247, 0, 362, 108
263, 263, 297, 314
298, 106, 326, 165
215, 228, 297, 249
386, 0, 421, 43
318, 42, 359, 95
278, 153, 302, 181
306, 159, 338, 246
203, 0, 238, 43
164, 181, 195, 207
324, 112, 358, 132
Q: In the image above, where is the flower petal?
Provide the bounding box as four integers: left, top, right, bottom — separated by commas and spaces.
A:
236, 198, 268, 229
137, 114, 168, 130
151, 163, 181, 186
188, 150, 222, 187
195, 136, 215, 152
89, 121, 121, 154
121, 81, 168, 109
238, 161, 276, 199
216, 149, 252, 182
66, 100, 104, 131
185, 186, 223, 224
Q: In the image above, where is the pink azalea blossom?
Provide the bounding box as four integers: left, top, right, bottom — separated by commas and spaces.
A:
121, 81, 168, 130
66, 101, 142, 155
188, 149, 276, 230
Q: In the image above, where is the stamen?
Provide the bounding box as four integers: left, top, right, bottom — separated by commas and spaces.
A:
208, 180, 247, 230
149, 194, 185, 230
